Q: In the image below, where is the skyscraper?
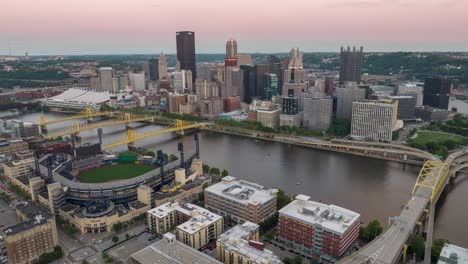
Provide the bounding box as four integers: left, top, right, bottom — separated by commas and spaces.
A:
339, 46, 363, 84
423, 77, 451, 109
158, 52, 168, 80
283, 48, 306, 84
336, 83, 366, 119
176, 31, 196, 80
226, 39, 238, 58
303, 94, 333, 131
148, 58, 159, 81
99, 67, 114, 92
240, 65, 256, 103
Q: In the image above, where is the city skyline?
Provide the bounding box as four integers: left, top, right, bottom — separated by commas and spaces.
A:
1, 0, 467, 55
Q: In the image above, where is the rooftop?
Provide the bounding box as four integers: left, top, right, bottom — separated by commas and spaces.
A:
279, 194, 360, 236
438, 244, 468, 264
205, 176, 277, 206
218, 222, 281, 264
3, 201, 52, 236
130, 233, 222, 264
148, 202, 223, 235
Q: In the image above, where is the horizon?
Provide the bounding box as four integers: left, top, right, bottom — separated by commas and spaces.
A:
1, 0, 467, 55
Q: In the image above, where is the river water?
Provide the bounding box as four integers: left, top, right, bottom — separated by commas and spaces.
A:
13, 112, 468, 247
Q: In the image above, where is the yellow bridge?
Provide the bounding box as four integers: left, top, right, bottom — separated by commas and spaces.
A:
413, 160, 450, 204
102, 120, 205, 150
46, 113, 154, 139
39, 107, 116, 129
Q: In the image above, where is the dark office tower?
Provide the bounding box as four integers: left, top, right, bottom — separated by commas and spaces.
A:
282, 96, 299, 115
325, 77, 335, 96
339, 46, 363, 84
240, 65, 256, 103
423, 77, 451, 109
176, 31, 196, 79
148, 58, 159, 81
256, 64, 269, 99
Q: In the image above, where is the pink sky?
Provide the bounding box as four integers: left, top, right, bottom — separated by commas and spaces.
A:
1, 0, 467, 55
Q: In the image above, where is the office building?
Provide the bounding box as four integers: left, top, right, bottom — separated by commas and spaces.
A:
224, 68, 244, 99
142, 62, 150, 80
282, 96, 299, 115
438, 244, 468, 264
303, 94, 333, 131
339, 46, 363, 84
131, 233, 222, 264
173, 70, 193, 94
9, 120, 39, 138
250, 100, 281, 128
4, 159, 34, 181
223, 96, 241, 113
398, 84, 423, 106
0, 139, 28, 156
264, 73, 278, 100
325, 77, 335, 96
415, 105, 453, 122
200, 98, 224, 119
129, 72, 146, 91
158, 52, 168, 80
149, 58, 159, 81
278, 195, 360, 262
388, 95, 416, 120
197, 63, 217, 81
4, 201, 59, 264
217, 222, 281, 264
99, 67, 114, 92
196, 79, 219, 99
336, 83, 366, 119
204, 176, 277, 224
240, 65, 256, 103
147, 202, 223, 250
237, 53, 252, 66
226, 39, 238, 58
256, 64, 269, 99
351, 99, 398, 142
423, 77, 451, 109
176, 31, 196, 79
280, 112, 303, 127
283, 48, 306, 84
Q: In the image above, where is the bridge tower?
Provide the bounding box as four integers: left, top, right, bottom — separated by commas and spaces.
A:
127, 129, 136, 150
39, 115, 48, 134
175, 119, 185, 135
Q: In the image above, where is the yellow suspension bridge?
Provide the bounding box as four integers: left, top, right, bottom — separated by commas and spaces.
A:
45, 113, 154, 139
39, 107, 117, 130
102, 120, 206, 150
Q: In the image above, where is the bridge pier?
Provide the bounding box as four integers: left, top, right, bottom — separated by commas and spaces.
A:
40, 126, 48, 135
176, 130, 185, 135
127, 142, 136, 151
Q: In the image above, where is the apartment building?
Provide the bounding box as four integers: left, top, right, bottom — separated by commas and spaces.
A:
147, 202, 223, 250
278, 195, 360, 262
204, 176, 277, 224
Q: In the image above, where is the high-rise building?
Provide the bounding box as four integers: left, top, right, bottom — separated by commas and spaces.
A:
197, 63, 217, 81
99, 67, 114, 92
196, 79, 219, 99
263, 73, 278, 100
237, 53, 252, 65
129, 72, 146, 91
200, 98, 224, 119
283, 48, 306, 84
423, 77, 451, 109
303, 94, 333, 131
325, 77, 335, 96
339, 46, 363, 84
278, 195, 360, 262
282, 97, 299, 115
224, 69, 244, 99
204, 176, 277, 224
4, 201, 59, 264
158, 52, 168, 80
142, 62, 150, 80
398, 84, 423, 106
336, 83, 366, 119
176, 31, 196, 80
240, 65, 256, 103
255, 64, 269, 100
173, 70, 193, 94
149, 58, 159, 81
351, 99, 398, 142
388, 95, 416, 120
226, 39, 238, 58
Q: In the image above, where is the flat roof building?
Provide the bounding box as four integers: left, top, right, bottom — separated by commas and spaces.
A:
130, 233, 222, 264
438, 244, 468, 264
217, 222, 281, 264
3, 201, 58, 264
278, 195, 360, 262
147, 202, 224, 250
205, 176, 277, 224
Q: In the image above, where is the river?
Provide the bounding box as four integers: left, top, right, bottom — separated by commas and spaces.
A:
12, 112, 468, 247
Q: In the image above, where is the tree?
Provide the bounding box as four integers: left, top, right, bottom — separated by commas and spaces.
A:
432, 239, 448, 262
169, 154, 179, 162
277, 189, 292, 210
203, 164, 210, 173
359, 219, 383, 242
125, 233, 130, 239
221, 169, 229, 177
408, 234, 425, 259
112, 236, 119, 243
82, 261, 90, 264
210, 167, 220, 176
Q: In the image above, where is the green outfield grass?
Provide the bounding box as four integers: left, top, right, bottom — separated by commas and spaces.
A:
409, 130, 467, 146
78, 164, 155, 183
